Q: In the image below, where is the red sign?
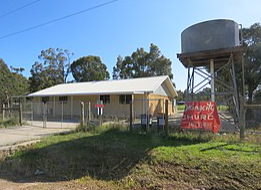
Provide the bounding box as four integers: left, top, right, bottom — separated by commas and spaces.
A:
95, 104, 104, 108
181, 101, 221, 133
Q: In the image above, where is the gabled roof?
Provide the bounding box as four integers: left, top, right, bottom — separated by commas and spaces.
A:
28, 75, 177, 98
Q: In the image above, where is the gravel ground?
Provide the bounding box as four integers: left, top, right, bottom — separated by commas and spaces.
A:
0, 125, 76, 148
0, 179, 119, 190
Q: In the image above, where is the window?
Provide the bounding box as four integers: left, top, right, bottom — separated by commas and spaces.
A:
119, 95, 132, 104
100, 95, 110, 104
126, 95, 132, 104
12, 98, 20, 107
26, 97, 33, 101
59, 96, 68, 102
42, 97, 49, 103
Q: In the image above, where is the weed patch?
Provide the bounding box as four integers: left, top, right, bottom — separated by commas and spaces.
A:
0, 117, 19, 128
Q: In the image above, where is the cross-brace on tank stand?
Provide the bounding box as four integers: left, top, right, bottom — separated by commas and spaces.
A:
177, 46, 246, 132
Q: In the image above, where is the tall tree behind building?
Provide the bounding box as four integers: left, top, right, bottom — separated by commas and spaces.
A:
71, 56, 110, 82
113, 43, 173, 80
29, 48, 73, 92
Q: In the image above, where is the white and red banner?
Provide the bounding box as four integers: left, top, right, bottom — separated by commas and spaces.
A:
181, 101, 221, 133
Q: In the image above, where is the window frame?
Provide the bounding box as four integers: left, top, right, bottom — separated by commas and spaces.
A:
119, 94, 132, 104
59, 96, 68, 102
42, 97, 49, 103
100, 95, 110, 104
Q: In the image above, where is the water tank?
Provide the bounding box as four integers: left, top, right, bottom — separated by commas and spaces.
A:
181, 19, 240, 53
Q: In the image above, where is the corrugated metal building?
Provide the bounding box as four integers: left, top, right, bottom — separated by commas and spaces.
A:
27, 75, 177, 120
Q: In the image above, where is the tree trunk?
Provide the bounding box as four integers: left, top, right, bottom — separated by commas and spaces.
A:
248, 90, 253, 104
246, 89, 253, 120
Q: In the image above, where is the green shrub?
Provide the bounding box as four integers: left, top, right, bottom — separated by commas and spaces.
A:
76, 122, 127, 133
0, 117, 19, 128
177, 104, 185, 111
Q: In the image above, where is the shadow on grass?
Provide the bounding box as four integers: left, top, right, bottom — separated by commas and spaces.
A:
201, 143, 260, 153
0, 129, 211, 183
200, 143, 229, 152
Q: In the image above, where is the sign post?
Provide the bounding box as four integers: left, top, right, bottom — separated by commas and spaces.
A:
95, 102, 104, 126
95, 104, 104, 116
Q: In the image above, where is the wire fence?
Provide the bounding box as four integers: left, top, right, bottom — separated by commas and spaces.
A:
12, 97, 176, 130
22, 100, 89, 129
1, 97, 177, 128
245, 105, 261, 133
3, 96, 261, 136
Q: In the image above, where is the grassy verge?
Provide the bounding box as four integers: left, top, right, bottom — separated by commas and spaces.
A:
217, 105, 228, 111
0, 126, 260, 189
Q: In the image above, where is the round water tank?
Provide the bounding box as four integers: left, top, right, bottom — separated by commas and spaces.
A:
181, 19, 240, 53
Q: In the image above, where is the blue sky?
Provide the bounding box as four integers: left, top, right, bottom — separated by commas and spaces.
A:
0, 0, 260, 91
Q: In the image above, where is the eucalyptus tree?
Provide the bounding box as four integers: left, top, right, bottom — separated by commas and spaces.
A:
29, 48, 73, 92
71, 56, 110, 82
113, 43, 173, 80
242, 23, 261, 104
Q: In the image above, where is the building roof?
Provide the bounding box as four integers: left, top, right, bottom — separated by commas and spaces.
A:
27, 75, 177, 98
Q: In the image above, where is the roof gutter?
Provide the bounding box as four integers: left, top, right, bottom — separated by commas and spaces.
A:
27, 91, 154, 97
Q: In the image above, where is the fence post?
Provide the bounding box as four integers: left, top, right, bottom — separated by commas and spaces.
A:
2, 104, 5, 120
31, 101, 33, 126
239, 96, 245, 141
88, 102, 91, 122
165, 99, 169, 137
19, 100, 22, 126
42, 102, 44, 128
43, 102, 47, 128
240, 54, 246, 141
80, 101, 85, 126
130, 101, 133, 131
61, 101, 64, 128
